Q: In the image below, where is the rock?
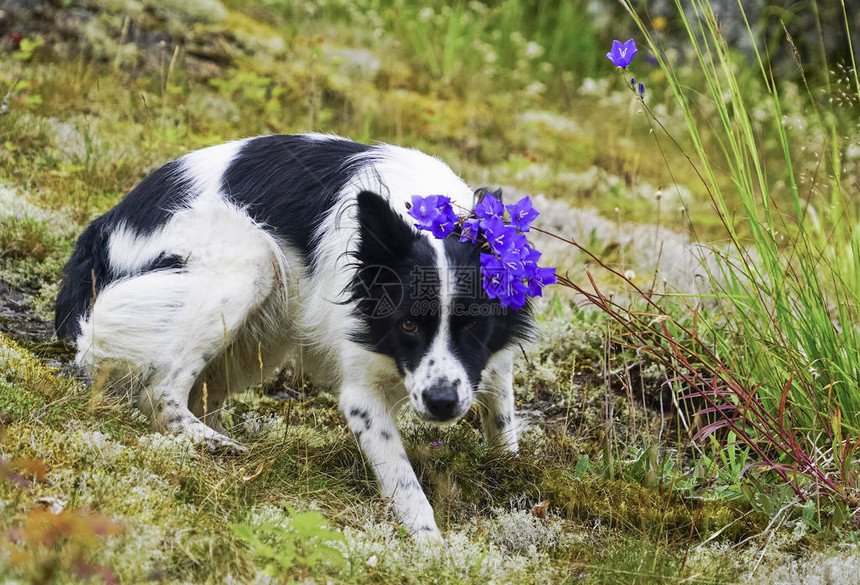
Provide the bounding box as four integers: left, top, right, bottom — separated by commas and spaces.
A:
323, 46, 381, 82
0, 0, 233, 73
517, 111, 579, 135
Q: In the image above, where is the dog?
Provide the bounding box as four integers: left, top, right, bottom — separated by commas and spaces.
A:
55, 133, 534, 537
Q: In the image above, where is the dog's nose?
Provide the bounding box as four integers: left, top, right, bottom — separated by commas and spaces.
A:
422, 387, 459, 420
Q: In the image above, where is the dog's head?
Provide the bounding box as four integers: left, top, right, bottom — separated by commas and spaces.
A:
350, 190, 533, 423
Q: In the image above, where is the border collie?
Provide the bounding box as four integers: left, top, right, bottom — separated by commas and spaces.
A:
55, 133, 533, 538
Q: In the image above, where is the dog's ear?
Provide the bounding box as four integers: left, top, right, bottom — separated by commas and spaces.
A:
472, 186, 503, 209
355, 190, 416, 264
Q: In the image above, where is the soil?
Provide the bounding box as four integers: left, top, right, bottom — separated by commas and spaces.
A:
0, 278, 77, 370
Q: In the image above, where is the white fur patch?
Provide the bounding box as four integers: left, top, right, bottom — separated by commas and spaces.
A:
181, 139, 247, 202
404, 239, 473, 421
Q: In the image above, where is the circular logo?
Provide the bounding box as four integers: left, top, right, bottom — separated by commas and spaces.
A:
353, 265, 404, 318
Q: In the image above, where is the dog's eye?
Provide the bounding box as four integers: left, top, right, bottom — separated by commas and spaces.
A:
401, 320, 419, 334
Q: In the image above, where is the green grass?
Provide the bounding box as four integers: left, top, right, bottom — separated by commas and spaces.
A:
617, 0, 860, 500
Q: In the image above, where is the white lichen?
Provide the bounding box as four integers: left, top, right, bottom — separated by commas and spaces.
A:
137, 432, 199, 460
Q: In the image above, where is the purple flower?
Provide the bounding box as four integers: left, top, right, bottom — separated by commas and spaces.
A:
606, 39, 637, 69
431, 199, 459, 238
474, 193, 504, 222
482, 211, 520, 246
480, 215, 507, 248
490, 224, 524, 256
505, 196, 539, 232
408, 195, 441, 230
430, 439, 443, 447
525, 266, 557, 297
481, 248, 530, 310
496, 233, 529, 271
638, 81, 646, 97
408, 195, 459, 237
499, 278, 528, 310
459, 217, 481, 243
520, 244, 541, 275
410, 191, 556, 312
480, 253, 508, 300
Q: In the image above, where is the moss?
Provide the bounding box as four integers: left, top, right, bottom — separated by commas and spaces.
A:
0, 378, 46, 422
0, 334, 69, 401
148, 0, 228, 25
0, 215, 60, 262
0, 335, 107, 429
221, 10, 286, 57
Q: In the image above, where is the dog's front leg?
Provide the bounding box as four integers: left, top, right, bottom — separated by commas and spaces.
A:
340, 386, 439, 539
477, 348, 519, 453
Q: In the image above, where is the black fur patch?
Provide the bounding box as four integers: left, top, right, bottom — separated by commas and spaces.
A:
110, 160, 191, 235
221, 135, 374, 271
142, 252, 185, 273
54, 215, 112, 339
348, 191, 441, 374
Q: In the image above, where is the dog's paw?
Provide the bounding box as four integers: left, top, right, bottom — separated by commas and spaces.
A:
411, 524, 442, 544
203, 435, 248, 455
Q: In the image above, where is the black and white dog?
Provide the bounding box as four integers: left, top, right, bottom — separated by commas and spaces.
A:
55, 134, 533, 537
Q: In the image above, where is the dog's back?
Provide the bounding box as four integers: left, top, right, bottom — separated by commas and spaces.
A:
55, 136, 370, 339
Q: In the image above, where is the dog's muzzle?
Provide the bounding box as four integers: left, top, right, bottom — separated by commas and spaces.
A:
421, 384, 462, 421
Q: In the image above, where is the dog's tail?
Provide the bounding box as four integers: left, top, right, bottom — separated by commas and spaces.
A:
54, 217, 113, 341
